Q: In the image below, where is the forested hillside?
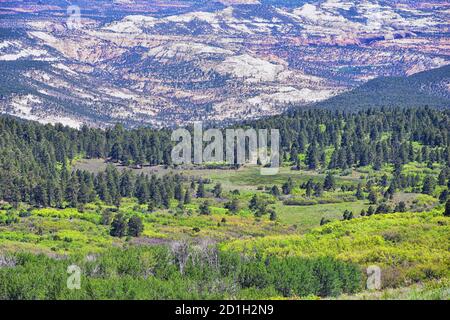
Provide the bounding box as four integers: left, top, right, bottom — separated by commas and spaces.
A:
309, 65, 450, 110
1, 107, 449, 208
0, 107, 449, 300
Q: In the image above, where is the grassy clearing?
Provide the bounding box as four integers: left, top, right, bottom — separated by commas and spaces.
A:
274, 201, 370, 232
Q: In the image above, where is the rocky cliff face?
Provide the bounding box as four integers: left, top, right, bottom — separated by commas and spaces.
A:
0, 0, 448, 128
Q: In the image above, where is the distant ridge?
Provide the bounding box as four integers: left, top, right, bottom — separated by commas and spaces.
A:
311, 65, 450, 111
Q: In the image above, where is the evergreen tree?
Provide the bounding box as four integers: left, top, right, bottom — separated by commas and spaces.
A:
249, 194, 258, 211
213, 183, 223, 198
439, 189, 448, 203
119, 170, 134, 197
323, 173, 335, 191
445, 200, 450, 217
422, 176, 436, 195
199, 201, 211, 215
385, 182, 396, 200
196, 180, 205, 198
225, 198, 240, 214
66, 173, 79, 207
174, 183, 183, 202
355, 183, 364, 200
343, 210, 353, 220
313, 184, 323, 197
128, 216, 144, 237
438, 168, 447, 185
161, 190, 170, 209
320, 217, 331, 225
271, 185, 281, 197
394, 201, 407, 213
368, 189, 378, 205
110, 213, 127, 237
305, 179, 314, 198
375, 203, 391, 214
183, 190, 191, 204
282, 178, 294, 195
269, 209, 277, 221
306, 143, 319, 170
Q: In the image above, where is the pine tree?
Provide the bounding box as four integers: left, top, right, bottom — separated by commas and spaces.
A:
196, 180, 205, 198
282, 178, 294, 195
422, 176, 436, 195
147, 201, 156, 212
135, 175, 149, 205
439, 189, 448, 203
269, 209, 277, 221
109, 143, 122, 162
271, 185, 281, 197
199, 201, 211, 215
174, 183, 183, 202
306, 143, 319, 170
249, 194, 258, 211
395, 201, 406, 212
368, 189, 377, 204
183, 190, 191, 204
34, 185, 48, 207
438, 168, 447, 185
355, 183, 364, 200
445, 200, 450, 217
66, 173, 79, 207
343, 210, 353, 220
161, 190, 170, 209
213, 183, 222, 198
385, 182, 395, 199
128, 216, 144, 237
119, 170, 134, 197
313, 184, 323, 197
323, 173, 335, 191
225, 198, 239, 214
96, 173, 111, 204
305, 179, 314, 198
110, 213, 127, 237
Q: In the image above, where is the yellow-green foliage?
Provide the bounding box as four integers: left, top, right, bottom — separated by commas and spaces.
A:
0, 200, 292, 255
32, 208, 100, 224
413, 194, 437, 207
222, 210, 450, 287
0, 215, 113, 255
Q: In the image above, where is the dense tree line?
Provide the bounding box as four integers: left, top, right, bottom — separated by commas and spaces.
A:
0, 106, 449, 208
247, 107, 449, 170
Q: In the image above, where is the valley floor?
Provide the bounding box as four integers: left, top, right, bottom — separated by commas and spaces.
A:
0, 161, 449, 300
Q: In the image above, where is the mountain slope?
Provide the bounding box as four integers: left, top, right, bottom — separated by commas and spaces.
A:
311, 64, 450, 111
0, 0, 449, 127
